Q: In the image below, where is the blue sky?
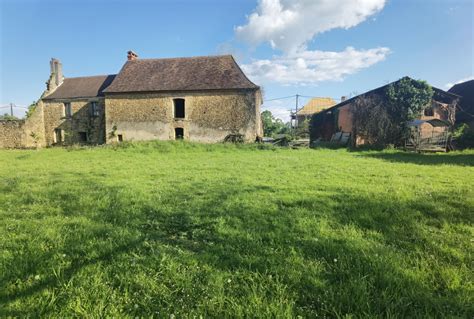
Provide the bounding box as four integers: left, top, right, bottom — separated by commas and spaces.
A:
1, 0, 473, 119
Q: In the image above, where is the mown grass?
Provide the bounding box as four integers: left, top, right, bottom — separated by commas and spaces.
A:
0, 141, 473, 318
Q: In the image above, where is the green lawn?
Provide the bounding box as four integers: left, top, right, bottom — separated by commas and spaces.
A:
1, 142, 473, 318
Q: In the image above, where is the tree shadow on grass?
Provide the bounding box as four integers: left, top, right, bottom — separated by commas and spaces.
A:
360, 152, 474, 166
1, 174, 472, 317
135, 182, 473, 317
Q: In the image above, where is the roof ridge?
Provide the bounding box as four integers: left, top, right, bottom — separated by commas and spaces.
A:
129, 55, 233, 62
64, 74, 116, 80
228, 55, 259, 89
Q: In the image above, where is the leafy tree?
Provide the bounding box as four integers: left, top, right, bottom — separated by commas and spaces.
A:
294, 118, 310, 138
350, 78, 434, 147
25, 101, 38, 119
261, 110, 290, 137
386, 77, 433, 124
0, 113, 19, 121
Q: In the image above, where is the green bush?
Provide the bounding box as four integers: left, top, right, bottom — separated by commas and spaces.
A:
453, 123, 474, 149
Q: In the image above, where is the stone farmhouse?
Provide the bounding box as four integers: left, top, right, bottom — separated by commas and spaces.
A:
0, 51, 263, 148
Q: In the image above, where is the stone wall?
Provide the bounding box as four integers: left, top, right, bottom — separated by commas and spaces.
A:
0, 102, 45, 148
105, 89, 261, 143
0, 120, 25, 148
42, 98, 106, 145
1, 89, 262, 148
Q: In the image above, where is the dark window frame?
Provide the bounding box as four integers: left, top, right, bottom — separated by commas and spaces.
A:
90, 101, 99, 117
64, 102, 72, 118
424, 107, 434, 116
78, 131, 88, 143
173, 98, 185, 119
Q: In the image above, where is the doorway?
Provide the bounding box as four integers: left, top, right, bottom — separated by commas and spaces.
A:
175, 127, 184, 140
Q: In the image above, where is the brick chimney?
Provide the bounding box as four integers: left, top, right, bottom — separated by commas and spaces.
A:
46, 58, 64, 93
127, 50, 138, 61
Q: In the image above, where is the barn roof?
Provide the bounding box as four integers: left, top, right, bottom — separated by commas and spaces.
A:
448, 79, 474, 122
43, 75, 116, 100
314, 77, 460, 117
297, 97, 336, 115
103, 55, 259, 93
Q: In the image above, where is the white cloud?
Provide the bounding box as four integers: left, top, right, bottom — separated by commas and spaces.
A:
236, 0, 386, 53
262, 99, 292, 121
235, 0, 389, 85
241, 46, 390, 85
445, 76, 474, 89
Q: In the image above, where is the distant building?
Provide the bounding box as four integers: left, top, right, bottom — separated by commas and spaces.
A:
448, 79, 474, 126
294, 97, 336, 127
310, 77, 459, 150
0, 52, 263, 148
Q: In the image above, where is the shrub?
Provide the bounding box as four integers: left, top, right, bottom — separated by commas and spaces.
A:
453, 123, 474, 149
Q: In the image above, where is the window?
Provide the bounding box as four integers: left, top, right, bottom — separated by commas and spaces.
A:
78, 132, 88, 142
54, 128, 63, 144
424, 107, 434, 116
175, 128, 184, 140
90, 102, 99, 117
117, 134, 123, 142
174, 98, 185, 119
64, 102, 72, 118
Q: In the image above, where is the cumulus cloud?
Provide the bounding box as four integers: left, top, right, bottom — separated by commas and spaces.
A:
241, 46, 390, 85
235, 0, 389, 85
445, 76, 474, 89
236, 0, 386, 53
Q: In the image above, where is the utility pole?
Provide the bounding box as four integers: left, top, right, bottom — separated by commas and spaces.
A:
10, 103, 13, 117
294, 94, 299, 132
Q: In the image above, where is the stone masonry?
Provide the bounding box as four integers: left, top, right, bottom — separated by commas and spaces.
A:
0, 53, 262, 148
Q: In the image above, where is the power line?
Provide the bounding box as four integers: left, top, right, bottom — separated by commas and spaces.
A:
263, 95, 296, 102
0, 105, 28, 109
264, 94, 345, 103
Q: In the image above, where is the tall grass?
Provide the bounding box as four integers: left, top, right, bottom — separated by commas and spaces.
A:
1, 142, 473, 317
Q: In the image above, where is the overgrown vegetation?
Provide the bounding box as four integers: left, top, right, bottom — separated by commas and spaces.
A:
386, 77, 434, 124
25, 101, 38, 119
352, 78, 434, 146
261, 110, 291, 137
453, 123, 474, 149
0, 142, 473, 317
0, 113, 19, 121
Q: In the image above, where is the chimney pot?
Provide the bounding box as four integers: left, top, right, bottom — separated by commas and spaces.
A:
46, 58, 63, 92
127, 50, 138, 61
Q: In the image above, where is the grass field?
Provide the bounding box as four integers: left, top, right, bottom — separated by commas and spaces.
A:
0, 142, 473, 318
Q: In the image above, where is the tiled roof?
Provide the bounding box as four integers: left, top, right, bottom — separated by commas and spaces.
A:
43, 75, 116, 100
297, 97, 337, 115
103, 55, 258, 93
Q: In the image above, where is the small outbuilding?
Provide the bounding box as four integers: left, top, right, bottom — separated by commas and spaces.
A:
405, 119, 450, 152
293, 97, 336, 127
310, 77, 459, 151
